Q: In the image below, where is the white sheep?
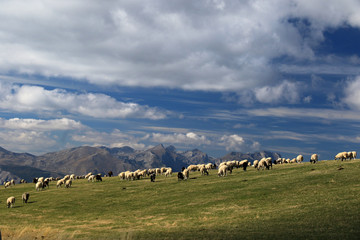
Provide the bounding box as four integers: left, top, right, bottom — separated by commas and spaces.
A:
296, 155, 303, 163
7, 196, 15, 208
118, 172, 126, 180
200, 166, 209, 175
310, 154, 318, 164
253, 160, 259, 168
352, 151, 357, 160
65, 179, 72, 188
165, 168, 173, 177
88, 175, 95, 182
182, 168, 190, 180
335, 152, 348, 161
187, 165, 198, 172
57, 179, 65, 188
4, 181, 11, 188
218, 165, 228, 177
35, 181, 43, 191
85, 172, 92, 179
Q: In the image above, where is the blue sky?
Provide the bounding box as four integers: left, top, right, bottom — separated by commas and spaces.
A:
0, 0, 360, 161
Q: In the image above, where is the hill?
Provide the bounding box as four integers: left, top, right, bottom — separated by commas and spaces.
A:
0, 145, 281, 183
0, 159, 359, 239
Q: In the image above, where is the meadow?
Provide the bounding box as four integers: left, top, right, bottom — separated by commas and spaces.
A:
0, 159, 359, 239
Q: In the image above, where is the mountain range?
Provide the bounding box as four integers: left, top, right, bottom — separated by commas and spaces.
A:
0, 144, 281, 183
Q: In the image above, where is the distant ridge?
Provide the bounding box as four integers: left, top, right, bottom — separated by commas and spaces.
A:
0, 145, 281, 183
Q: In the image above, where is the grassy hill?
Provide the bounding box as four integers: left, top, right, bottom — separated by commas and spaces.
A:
0, 160, 359, 239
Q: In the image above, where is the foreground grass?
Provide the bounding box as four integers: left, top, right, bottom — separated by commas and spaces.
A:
0, 160, 359, 239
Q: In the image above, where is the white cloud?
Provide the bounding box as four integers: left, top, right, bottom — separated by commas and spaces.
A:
150, 132, 211, 145
343, 76, 360, 110
0, 1, 358, 91
254, 80, 301, 104
0, 83, 167, 119
0, 118, 85, 130
246, 107, 360, 121
219, 134, 260, 152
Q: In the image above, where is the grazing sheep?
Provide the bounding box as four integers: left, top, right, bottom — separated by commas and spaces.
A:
352, 151, 357, 160
95, 174, 102, 182
85, 172, 92, 179
65, 179, 72, 188
177, 172, 184, 181
20, 179, 27, 184
187, 165, 198, 172
310, 154, 318, 164
200, 166, 209, 176
296, 155, 303, 163
150, 173, 156, 182
108, 171, 113, 177
205, 163, 216, 170
290, 158, 297, 163
7, 196, 15, 208
253, 160, 259, 168
165, 168, 173, 177
257, 158, 269, 170
57, 179, 65, 188
183, 168, 190, 180
335, 152, 348, 161
218, 165, 228, 177
35, 181, 43, 191
4, 181, 11, 188
88, 175, 95, 182
22, 192, 30, 204
118, 172, 126, 180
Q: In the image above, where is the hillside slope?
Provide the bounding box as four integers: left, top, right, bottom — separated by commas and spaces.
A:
0, 159, 359, 239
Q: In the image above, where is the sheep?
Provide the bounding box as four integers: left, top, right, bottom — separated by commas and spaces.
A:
205, 163, 216, 170
183, 168, 190, 180
257, 158, 268, 170
290, 158, 297, 163
118, 172, 126, 180
177, 172, 184, 181
218, 165, 228, 177
65, 179, 72, 188
200, 166, 209, 176
57, 179, 65, 188
335, 152, 348, 161
20, 179, 27, 184
35, 181, 43, 191
310, 154, 318, 164
38, 177, 44, 183
187, 165, 198, 172
4, 181, 11, 188
296, 155, 303, 163
95, 174, 102, 182
85, 172, 92, 179
7, 196, 15, 208
108, 171, 113, 177
165, 168, 173, 177
22, 192, 30, 204
240, 160, 249, 171
88, 175, 95, 182
352, 151, 357, 160
150, 173, 156, 182
253, 160, 259, 168
69, 174, 76, 181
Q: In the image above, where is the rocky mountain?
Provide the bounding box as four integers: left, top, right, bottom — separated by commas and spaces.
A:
0, 145, 281, 183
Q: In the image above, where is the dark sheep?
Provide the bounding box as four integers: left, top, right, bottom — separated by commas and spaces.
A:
95, 174, 102, 182
177, 172, 184, 181
33, 178, 38, 184
181, 167, 186, 172
243, 163, 248, 171
150, 173, 156, 182
22, 192, 30, 203
108, 171, 113, 177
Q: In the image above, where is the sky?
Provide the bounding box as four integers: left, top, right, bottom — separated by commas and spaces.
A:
0, 0, 360, 161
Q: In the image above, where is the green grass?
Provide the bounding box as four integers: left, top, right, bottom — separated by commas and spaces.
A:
1, 160, 360, 239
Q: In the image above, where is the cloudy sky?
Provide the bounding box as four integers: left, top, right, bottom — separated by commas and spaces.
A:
0, 0, 360, 160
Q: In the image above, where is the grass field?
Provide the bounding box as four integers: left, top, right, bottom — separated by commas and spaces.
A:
0, 160, 360, 239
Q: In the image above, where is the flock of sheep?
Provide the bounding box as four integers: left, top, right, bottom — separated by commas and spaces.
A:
2, 151, 357, 208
